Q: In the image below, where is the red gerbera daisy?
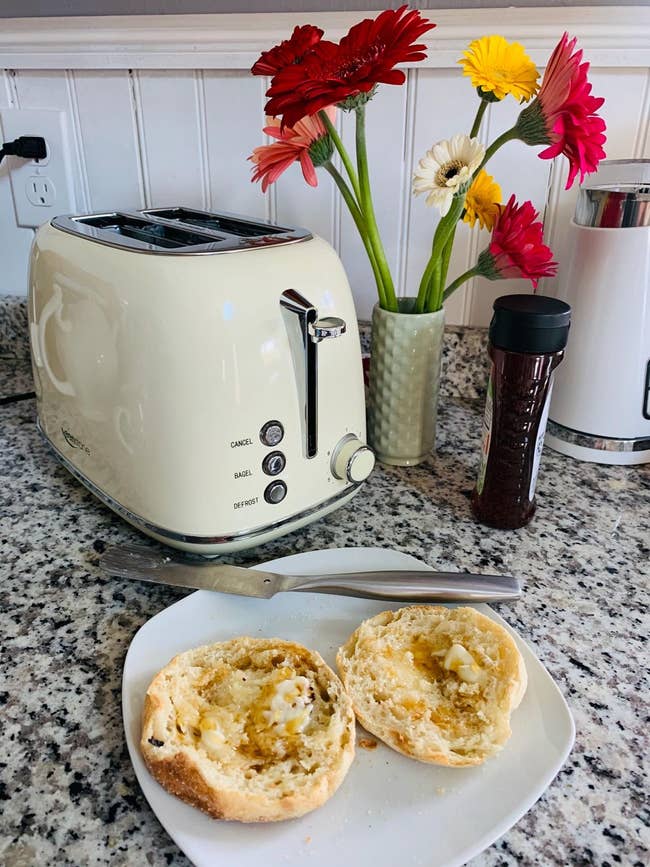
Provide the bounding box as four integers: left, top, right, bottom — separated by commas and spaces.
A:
251, 24, 324, 77
476, 195, 557, 290
515, 32, 606, 189
264, 5, 435, 127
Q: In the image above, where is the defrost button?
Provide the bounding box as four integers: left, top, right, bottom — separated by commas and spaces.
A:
264, 480, 287, 504
260, 420, 284, 447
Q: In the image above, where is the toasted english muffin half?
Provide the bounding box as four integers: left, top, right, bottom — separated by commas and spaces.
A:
141, 637, 355, 822
337, 605, 527, 767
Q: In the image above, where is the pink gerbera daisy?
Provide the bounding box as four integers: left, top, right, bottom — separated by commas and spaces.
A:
476, 195, 557, 290
515, 32, 606, 189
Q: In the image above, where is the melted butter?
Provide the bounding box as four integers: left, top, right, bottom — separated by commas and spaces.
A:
185, 665, 315, 760
262, 674, 314, 734
443, 643, 484, 684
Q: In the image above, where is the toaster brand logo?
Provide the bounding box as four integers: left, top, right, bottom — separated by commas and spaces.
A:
61, 427, 91, 456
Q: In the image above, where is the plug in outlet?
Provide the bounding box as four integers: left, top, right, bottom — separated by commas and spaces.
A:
0, 109, 76, 228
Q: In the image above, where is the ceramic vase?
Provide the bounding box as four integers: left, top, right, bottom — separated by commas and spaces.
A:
368, 298, 445, 466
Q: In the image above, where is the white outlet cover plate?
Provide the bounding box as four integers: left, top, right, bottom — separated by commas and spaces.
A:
0, 108, 76, 228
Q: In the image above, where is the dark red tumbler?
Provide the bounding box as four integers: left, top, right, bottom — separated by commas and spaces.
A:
471, 294, 571, 530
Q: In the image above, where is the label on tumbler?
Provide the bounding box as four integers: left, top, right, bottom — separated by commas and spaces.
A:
528, 380, 554, 500
476, 374, 493, 496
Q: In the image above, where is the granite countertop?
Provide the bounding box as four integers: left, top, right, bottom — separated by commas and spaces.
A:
1, 298, 649, 867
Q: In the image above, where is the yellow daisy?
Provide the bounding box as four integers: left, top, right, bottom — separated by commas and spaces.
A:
463, 170, 502, 230
459, 35, 539, 102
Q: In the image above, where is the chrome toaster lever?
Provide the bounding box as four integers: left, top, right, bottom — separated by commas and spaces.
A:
309, 317, 346, 343
280, 293, 348, 459
280, 289, 318, 458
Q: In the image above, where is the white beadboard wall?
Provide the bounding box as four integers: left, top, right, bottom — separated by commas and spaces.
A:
1, 8, 649, 323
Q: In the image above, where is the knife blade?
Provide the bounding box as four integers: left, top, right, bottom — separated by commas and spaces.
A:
99, 544, 521, 603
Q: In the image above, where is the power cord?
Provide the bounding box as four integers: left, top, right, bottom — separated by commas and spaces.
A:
0, 391, 36, 406
0, 135, 47, 166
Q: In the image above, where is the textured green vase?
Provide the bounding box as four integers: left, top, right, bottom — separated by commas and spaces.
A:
368, 298, 445, 466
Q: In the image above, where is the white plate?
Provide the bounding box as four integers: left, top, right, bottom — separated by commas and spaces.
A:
122, 547, 575, 867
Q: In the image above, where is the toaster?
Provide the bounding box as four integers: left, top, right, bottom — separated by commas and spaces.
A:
28, 207, 374, 554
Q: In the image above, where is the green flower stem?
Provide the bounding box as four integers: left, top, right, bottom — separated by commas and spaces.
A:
469, 99, 489, 138
439, 224, 457, 298
424, 258, 442, 313
416, 194, 466, 313
355, 104, 398, 312
318, 110, 361, 204
443, 266, 480, 302
323, 161, 387, 310
478, 126, 519, 173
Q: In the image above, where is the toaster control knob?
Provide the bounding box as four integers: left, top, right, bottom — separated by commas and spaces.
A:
309, 317, 346, 343
260, 420, 284, 447
331, 436, 375, 483
264, 480, 287, 504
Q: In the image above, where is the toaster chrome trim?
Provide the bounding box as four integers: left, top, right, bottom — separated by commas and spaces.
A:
38, 419, 361, 546
51, 207, 312, 255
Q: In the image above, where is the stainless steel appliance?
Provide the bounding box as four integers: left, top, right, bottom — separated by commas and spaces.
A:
546, 160, 650, 465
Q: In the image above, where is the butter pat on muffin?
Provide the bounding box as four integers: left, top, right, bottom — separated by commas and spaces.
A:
141, 637, 355, 821
337, 605, 527, 767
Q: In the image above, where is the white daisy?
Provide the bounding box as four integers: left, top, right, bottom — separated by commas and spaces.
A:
412, 134, 486, 215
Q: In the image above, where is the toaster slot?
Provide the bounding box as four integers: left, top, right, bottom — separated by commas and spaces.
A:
76, 214, 222, 249
144, 207, 287, 238
52, 208, 311, 254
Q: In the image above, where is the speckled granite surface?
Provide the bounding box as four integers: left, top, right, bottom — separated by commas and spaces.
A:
0, 356, 34, 400
2, 366, 649, 866
0, 294, 29, 360
1, 296, 648, 867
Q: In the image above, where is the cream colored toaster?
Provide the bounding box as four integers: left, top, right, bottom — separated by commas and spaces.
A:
28, 207, 374, 554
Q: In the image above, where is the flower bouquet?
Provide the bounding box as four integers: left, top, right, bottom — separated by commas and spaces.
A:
248, 6, 606, 465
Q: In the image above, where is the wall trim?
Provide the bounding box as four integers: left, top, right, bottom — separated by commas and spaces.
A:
0, 7, 649, 70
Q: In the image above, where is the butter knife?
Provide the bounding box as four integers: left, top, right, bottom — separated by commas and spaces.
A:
99, 544, 521, 603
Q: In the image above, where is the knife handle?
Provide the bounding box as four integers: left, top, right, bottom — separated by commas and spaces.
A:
281, 570, 520, 603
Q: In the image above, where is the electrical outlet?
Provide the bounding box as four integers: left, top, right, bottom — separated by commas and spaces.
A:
0, 109, 76, 228
26, 176, 56, 207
